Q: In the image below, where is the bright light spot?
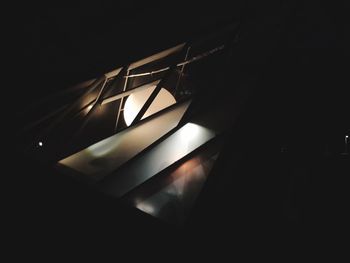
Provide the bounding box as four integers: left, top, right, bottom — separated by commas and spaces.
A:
87, 104, 93, 111
84, 104, 94, 114
135, 202, 155, 215
346, 135, 349, 139
123, 87, 176, 126
38, 141, 43, 147
180, 123, 200, 141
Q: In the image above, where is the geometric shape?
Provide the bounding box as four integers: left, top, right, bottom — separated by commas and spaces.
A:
128, 149, 220, 225
101, 80, 160, 106
123, 86, 176, 126
141, 88, 176, 122
97, 123, 216, 197
57, 100, 191, 182
123, 85, 156, 126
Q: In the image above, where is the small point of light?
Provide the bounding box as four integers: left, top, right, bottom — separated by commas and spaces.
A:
87, 104, 93, 111
38, 141, 43, 147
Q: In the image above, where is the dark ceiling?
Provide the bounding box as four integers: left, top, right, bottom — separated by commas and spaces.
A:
10, 1, 348, 251
18, 0, 346, 145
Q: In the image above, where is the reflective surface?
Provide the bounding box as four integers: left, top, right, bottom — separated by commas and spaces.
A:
123, 86, 176, 126
58, 100, 191, 181
123, 84, 156, 126
124, 142, 221, 225
97, 123, 216, 197
135, 154, 218, 225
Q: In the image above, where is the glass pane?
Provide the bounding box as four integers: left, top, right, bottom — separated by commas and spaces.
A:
57, 100, 191, 182
125, 147, 220, 225
97, 123, 216, 197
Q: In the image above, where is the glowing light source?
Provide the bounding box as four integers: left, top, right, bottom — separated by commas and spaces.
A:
143, 88, 176, 120
86, 104, 93, 112
135, 201, 156, 214
180, 123, 200, 142
123, 86, 176, 126
38, 141, 43, 147
97, 122, 215, 197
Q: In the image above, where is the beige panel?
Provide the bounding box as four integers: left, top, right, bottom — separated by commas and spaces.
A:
101, 80, 160, 105
58, 100, 191, 179
141, 88, 176, 121
104, 67, 123, 79
123, 85, 157, 126
128, 43, 186, 70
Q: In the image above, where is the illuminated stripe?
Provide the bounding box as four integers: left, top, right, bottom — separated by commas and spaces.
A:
58, 100, 191, 181
97, 123, 216, 197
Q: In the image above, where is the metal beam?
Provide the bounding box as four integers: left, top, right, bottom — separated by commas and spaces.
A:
114, 69, 130, 132
100, 80, 160, 106
128, 43, 185, 70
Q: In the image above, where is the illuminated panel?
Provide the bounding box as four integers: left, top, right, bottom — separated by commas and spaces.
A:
123, 86, 176, 126
132, 152, 219, 225
97, 123, 216, 197
123, 85, 156, 126
58, 100, 191, 180
142, 88, 176, 121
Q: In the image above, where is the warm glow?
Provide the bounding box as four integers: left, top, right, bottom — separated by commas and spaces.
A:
58, 101, 191, 178
84, 103, 94, 114
87, 104, 93, 111
142, 88, 176, 120
123, 87, 175, 126
135, 201, 156, 214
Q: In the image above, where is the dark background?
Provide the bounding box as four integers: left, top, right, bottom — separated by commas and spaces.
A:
10, 0, 348, 253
